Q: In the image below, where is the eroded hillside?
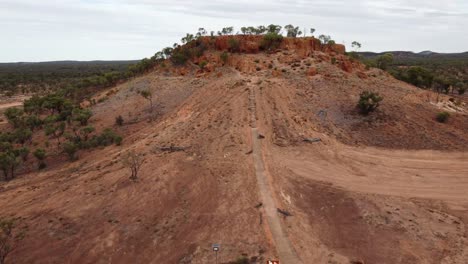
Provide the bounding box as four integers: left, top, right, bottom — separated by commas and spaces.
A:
1, 36, 468, 264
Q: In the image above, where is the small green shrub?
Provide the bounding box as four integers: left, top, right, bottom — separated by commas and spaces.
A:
260, 32, 283, 51
199, 61, 208, 70
436, 111, 450, 123
220, 52, 229, 64
63, 141, 78, 161
33, 148, 46, 169
228, 38, 240, 52
358, 91, 383, 115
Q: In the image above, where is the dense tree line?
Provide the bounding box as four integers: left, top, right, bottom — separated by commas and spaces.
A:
357, 52, 468, 95
0, 93, 121, 181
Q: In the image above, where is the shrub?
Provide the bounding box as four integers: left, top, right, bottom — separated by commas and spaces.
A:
115, 115, 124, 126
4, 108, 24, 128
170, 50, 190, 66
63, 141, 78, 161
122, 150, 145, 180
33, 148, 46, 169
457, 86, 467, 95
0, 151, 19, 181
199, 61, 208, 70
72, 108, 92, 126
220, 52, 229, 64
228, 38, 240, 52
260, 33, 283, 51
94, 129, 121, 147
358, 91, 383, 115
436, 111, 450, 123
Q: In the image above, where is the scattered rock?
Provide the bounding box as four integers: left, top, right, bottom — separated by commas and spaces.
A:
277, 208, 292, 217
303, 138, 321, 143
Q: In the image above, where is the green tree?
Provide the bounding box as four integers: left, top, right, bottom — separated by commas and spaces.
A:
80, 126, 95, 141
181, 33, 195, 44
220, 52, 229, 65
196, 28, 207, 37
63, 141, 78, 161
318, 35, 331, 44
4, 108, 24, 128
218, 27, 234, 36
25, 115, 42, 131
14, 147, 29, 162
228, 38, 240, 52
72, 108, 92, 126
284, 24, 302, 37
45, 122, 66, 146
351, 41, 362, 51
33, 148, 46, 169
140, 90, 154, 114
376, 53, 394, 70
260, 33, 283, 51
436, 111, 450, 123
13, 128, 32, 145
0, 151, 19, 181
358, 91, 383, 115
267, 24, 282, 34
310, 28, 316, 36
455, 82, 466, 95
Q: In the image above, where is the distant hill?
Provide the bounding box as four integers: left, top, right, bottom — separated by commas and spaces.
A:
357, 51, 468, 65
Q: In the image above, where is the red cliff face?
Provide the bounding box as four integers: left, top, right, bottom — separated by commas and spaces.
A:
200, 35, 346, 55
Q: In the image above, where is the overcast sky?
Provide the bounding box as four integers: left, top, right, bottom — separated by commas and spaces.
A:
1, 0, 467, 62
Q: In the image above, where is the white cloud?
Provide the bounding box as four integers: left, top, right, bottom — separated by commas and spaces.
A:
0, 0, 467, 61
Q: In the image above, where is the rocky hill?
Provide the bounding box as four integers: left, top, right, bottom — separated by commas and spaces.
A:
1, 35, 468, 264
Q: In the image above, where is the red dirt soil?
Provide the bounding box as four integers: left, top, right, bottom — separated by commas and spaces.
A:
1, 38, 468, 263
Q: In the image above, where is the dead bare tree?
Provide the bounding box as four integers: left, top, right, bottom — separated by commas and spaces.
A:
122, 150, 145, 181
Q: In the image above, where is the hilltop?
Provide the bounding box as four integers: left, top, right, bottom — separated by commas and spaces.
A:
0, 33, 467, 264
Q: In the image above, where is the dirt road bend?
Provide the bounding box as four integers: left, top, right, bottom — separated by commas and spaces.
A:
248, 81, 302, 264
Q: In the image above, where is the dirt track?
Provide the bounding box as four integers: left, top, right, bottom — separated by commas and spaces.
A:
248, 80, 302, 263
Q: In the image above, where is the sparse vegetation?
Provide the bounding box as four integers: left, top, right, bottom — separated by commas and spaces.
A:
436, 111, 450, 123
260, 32, 283, 51
122, 150, 145, 181
0, 218, 20, 264
220, 52, 229, 64
284, 24, 302, 37
140, 90, 154, 114
376, 53, 394, 70
0, 92, 122, 180
228, 38, 240, 52
63, 141, 78, 161
358, 91, 383, 115
115, 115, 124, 126
33, 148, 46, 169
199, 61, 208, 70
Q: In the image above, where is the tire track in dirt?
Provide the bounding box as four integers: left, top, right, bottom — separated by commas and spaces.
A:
248, 78, 302, 263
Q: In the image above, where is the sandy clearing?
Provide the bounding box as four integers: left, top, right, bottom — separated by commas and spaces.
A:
274, 143, 468, 209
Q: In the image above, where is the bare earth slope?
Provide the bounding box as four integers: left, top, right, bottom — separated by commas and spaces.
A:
1, 41, 468, 264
